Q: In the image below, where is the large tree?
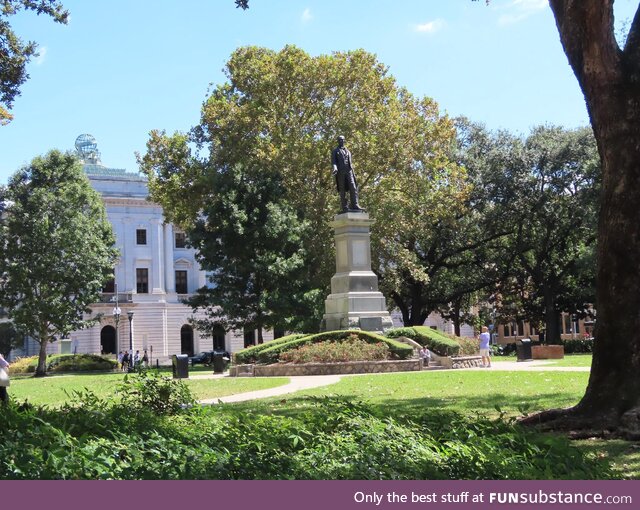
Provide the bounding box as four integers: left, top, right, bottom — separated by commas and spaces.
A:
142, 45, 459, 331
235, 1, 640, 436
184, 163, 312, 341
0, 0, 68, 124
0, 151, 118, 376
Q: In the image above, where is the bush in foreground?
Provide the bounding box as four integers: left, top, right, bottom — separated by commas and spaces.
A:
0, 373, 613, 480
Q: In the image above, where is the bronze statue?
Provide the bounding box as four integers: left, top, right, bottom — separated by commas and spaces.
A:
331, 135, 364, 213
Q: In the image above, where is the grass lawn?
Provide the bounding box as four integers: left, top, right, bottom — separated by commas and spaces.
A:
8, 372, 289, 406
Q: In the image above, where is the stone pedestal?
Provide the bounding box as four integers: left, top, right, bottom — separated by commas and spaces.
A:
321, 212, 393, 332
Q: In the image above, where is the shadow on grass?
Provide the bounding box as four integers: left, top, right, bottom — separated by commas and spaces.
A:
226, 390, 580, 423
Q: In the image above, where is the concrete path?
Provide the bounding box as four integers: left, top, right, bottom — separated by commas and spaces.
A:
471, 360, 590, 372
198, 374, 341, 405
193, 360, 589, 405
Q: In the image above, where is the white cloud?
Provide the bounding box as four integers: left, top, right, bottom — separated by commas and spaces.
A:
301, 8, 312, 23
35, 46, 48, 66
414, 19, 445, 34
498, 0, 548, 26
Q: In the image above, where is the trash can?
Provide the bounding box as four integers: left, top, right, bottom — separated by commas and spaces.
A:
212, 353, 225, 374
172, 354, 189, 379
516, 338, 532, 362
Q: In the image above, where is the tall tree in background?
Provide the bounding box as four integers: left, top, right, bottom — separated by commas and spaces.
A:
509, 126, 599, 345
0, 0, 68, 124
142, 45, 458, 331
185, 163, 311, 341
0, 151, 118, 376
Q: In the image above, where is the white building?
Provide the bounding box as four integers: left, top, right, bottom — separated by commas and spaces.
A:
18, 135, 277, 362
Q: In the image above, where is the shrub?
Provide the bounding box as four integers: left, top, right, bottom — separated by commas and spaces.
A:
563, 338, 594, 354
386, 326, 460, 356
8, 354, 117, 374
233, 333, 307, 364
457, 337, 479, 356
280, 336, 390, 364
256, 330, 413, 364
0, 393, 613, 479
115, 371, 196, 415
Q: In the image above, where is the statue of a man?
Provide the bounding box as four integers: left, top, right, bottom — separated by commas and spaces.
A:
331, 135, 364, 213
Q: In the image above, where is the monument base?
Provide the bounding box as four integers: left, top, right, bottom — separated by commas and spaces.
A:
320, 212, 393, 333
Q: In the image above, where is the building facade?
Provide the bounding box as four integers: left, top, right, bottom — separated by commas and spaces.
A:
17, 135, 277, 362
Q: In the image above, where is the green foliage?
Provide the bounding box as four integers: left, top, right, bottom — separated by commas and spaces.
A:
0, 393, 611, 479
457, 337, 480, 356
233, 333, 307, 364
253, 330, 413, 364
0, 321, 23, 357
563, 338, 594, 354
0, 151, 118, 376
10, 354, 117, 374
0, 1, 69, 124
280, 337, 389, 364
183, 163, 314, 339
386, 326, 461, 356
116, 371, 196, 416
141, 45, 458, 334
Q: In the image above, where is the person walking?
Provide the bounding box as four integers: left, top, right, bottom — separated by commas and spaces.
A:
479, 326, 492, 368
420, 346, 431, 368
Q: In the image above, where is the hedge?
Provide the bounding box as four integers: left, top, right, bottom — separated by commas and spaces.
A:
385, 326, 461, 356
10, 354, 117, 374
253, 330, 413, 365
233, 333, 307, 364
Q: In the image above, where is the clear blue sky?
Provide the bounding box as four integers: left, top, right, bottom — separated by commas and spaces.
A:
1, 0, 636, 184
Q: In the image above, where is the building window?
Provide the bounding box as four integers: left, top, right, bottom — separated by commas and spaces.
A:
136, 268, 149, 294
102, 276, 115, 293
175, 270, 188, 294
175, 232, 187, 249
136, 229, 147, 245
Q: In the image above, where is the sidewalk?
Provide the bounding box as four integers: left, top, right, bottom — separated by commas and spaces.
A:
198, 374, 341, 404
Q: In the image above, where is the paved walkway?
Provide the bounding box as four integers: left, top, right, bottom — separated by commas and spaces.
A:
198, 374, 341, 404
193, 360, 589, 405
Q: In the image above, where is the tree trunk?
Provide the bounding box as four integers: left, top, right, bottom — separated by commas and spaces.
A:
452, 301, 462, 337
524, 1, 640, 437
35, 335, 48, 377
257, 328, 264, 344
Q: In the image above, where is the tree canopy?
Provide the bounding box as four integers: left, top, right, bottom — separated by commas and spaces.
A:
142, 45, 459, 332
0, 151, 118, 375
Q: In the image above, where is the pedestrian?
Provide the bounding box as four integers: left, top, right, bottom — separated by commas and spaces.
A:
0, 353, 10, 404
142, 349, 149, 368
479, 326, 492, 368
420, 346, 431, 368
117, 350, 123, 370
122, 350, 130, 372
134, 350, 140, 370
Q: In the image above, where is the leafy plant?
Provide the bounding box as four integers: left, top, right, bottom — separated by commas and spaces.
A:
115, 371, 196, 415
280, 337, 389, 364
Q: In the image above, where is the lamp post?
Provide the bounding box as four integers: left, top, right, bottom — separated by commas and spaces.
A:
112, 283, 121, 353
127, 311, 134, 351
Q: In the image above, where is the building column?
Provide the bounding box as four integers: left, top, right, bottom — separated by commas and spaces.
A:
164, 223, 175, 294
150, 218, 165, 294
122, 217, 135, 293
